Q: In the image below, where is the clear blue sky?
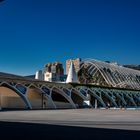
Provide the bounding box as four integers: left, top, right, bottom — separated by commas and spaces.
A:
0, 0, 140, 75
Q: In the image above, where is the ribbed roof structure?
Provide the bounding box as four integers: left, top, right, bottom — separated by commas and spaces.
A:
78, 59, 140, 90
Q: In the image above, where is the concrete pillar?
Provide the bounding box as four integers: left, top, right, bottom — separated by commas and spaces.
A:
95, 99, 98, 109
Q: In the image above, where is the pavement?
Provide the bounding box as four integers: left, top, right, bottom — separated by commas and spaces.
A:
0, 109, 140, 140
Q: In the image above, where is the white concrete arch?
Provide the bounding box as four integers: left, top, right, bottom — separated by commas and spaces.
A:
27, 84, 56, 109
122, 92, 137, 107
0, 82, 32, 109
79, 59, 140, 90
51, 87, 76, 109
71, 88, 87, 101
15, 83, 28, 95
112, 90, 127, 106
126, 92, 137, 106
99, 89, 118, 107
40, 85, 56, 109
88, 88, 106, 108
80, 61, 112, 86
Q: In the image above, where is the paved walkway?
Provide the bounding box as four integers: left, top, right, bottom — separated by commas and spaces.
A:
1, 109, 140, 140
0, 109, 140, 130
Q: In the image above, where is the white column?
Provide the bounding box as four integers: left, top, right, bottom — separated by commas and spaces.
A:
95, 99, 98, 109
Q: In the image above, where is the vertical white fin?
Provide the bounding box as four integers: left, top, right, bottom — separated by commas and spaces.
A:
66, 61, 78, 83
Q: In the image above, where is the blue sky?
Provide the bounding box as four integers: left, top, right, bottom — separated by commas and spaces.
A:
0, 0, 140, 75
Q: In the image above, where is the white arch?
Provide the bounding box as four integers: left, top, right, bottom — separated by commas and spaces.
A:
79, 59, 140, 90
51, 87, 76, 109
28, 84, 56, 109
98, 88, 118, 107
0, 82, 32, 109
88, 88, 106, 108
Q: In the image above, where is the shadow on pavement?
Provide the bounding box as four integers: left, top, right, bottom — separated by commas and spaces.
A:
0, 121, 140, 140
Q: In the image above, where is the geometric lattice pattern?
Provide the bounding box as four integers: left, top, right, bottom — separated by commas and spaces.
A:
78, 59, 140, 90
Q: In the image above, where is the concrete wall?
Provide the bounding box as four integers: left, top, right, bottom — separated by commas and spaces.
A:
0, 87, 25, 109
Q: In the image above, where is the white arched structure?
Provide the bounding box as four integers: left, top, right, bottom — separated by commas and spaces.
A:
78, 59, 140, 90
0, 71, 140, 109
0, 82, 32, 109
